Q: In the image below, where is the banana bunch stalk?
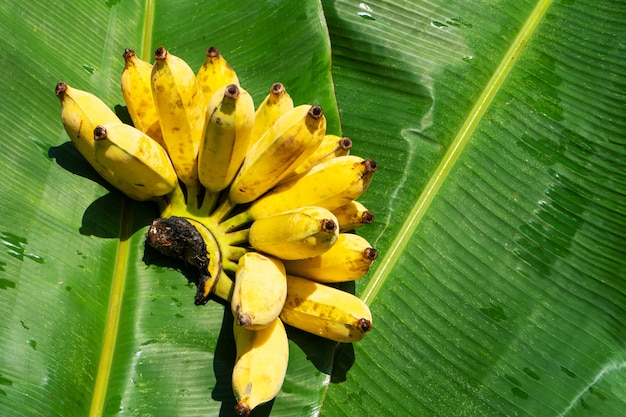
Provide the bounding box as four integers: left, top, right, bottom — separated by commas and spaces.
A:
55, 45, 379, 416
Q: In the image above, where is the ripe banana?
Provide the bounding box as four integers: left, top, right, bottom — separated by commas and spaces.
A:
93, 123, 178, 197
280, 275, 373, 343
229, 105, 327, 205
248, 82, 293, 147
55, 82, 154, 201
231, 252, 287, 329
120, 48, 165, 148
198, 84, 255, 193
247, 155, 377, 220
282, 233, 377, 283
286, 134, 352, 180
248, 206, 339, 260
331, 200, 374, 232
151, 46, 205, 191
197, 46, 239, 109
232, 317, 289, 417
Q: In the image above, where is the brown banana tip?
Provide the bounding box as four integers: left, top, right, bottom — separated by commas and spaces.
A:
123, 48, 135, 59
364, 247, 378, 261
154, 46, 167, 60
225, 84, 240, 99
357, 318, 372, 333
55, 82, 67, 97
321, 218, 337, 233
362, 211, 374, 224
308, 105, 323, 120
93, 125, 107, 140
234, 402, 251, 417
339, 137, 353, 151
236, 313, 251, 327
270, 82, 285, 95
206, 46, 219, 57
364, 159, 378, 172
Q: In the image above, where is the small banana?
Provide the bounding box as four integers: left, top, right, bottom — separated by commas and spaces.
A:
331, 200, 374, 232
229, 105, 327, 205
198, 84, 255, 193
120, 48, 165, 148
93, 123, 178, 197
55, 82, 154, 201
248, 206, 339, 260
280, 275, 373, 343
231, 252, 287, 329
286, 134, 352, 180
282, 233, 377, 283
151, 46, 205, 191
248, 82, 293, 147
247, 155, 377, 220
232, 317, 289, 417
197, 46, 239, 109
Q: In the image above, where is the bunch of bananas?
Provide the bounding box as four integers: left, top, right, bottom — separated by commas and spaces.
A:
55, 45, 378, 416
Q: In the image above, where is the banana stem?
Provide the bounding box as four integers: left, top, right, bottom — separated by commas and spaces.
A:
210, 197, 238, 224
160, 184, 187, 217
199, 190, 219, 216
213, 272, 234, 302
224, 228, 250, 246
218, 210, 254, 233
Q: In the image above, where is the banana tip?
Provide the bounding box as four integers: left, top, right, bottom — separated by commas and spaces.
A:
123, 48, 135, 59
55, 82, 67, 97
236, 313, 252, 327
234, 402, 251, 416
206, 46, 220, 57
308, 105, 323, 120
154, 46, 167, 60
270, 82, 285, 95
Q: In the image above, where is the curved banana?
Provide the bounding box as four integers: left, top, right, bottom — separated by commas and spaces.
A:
232, 317, 289, 417
229, 105, 327, 205
231, 252, 287, 329
120, 48, 165, 148
286, 134, 352, 180
151, 46, 205, 191
247, 155, 377, 220
55, 82, 154, 201
331, 200, 374, 232
248, 206, 339, 260
198, 84, 255, 193
280, 275, 373, 343
282, 233, 377, 283
248, 82, 293, 147
197, 46, 239, 109
93, 123, 177, 197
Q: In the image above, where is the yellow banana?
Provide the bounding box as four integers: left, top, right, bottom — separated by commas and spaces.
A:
55, 82, 154, 201
248, 82, 293, 147
120, 48, 165, 148
151, 46, 205, 191
231, 252, 287, 329
248, 206, 339, 260
93, 123, 177, 197
280, 275, 373, 343
198, 84, 255, 193
331, 200, 374, 232
196, 46, 239, 109
286, 134, 352, 180
247, 155, 377, 220
229, 105, 327, 205
232, 317, 289, 417
282, 233, 377, 283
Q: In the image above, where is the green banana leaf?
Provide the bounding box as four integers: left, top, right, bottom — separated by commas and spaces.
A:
1, 1, 624, 417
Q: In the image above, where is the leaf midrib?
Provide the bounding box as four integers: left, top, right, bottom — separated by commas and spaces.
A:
361, 0, 555, 305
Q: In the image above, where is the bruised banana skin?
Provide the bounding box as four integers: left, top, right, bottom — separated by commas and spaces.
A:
198, 84, 255, 193
331, 200, 374, 232
248, 206, 339, 260
282, 233, 378, 283
229, 105, 327, 205
231, 252, 287, 329
55, 82, 155, 201
151, 46, 205, 189
247, 155, 377, 220
280, 275, 373, 343
248, 82, 293, 148
196, 46, 239, 109
232, 318, 289, 417
120, 49, 165, 148
93, 123, 178, 197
